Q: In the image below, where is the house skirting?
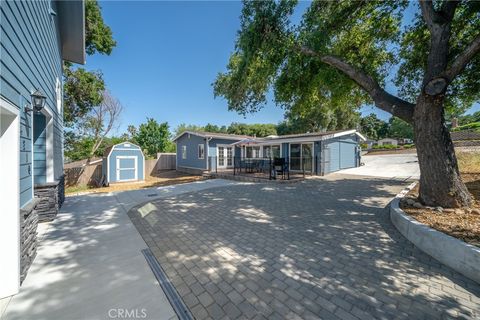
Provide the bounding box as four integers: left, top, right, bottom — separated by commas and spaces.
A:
19, 198, 40, 283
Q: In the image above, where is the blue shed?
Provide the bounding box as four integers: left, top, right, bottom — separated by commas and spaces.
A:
103, 142, 145, 183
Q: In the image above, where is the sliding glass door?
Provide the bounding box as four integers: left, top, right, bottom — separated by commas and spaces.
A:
289, 143, 313, 172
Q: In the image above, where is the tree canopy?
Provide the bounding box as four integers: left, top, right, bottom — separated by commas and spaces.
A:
64, 0, 116, 127
214, 0, 480, 207
133, 118, 174, 158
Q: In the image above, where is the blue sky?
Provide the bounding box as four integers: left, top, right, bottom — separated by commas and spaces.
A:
86, 1, 479, 135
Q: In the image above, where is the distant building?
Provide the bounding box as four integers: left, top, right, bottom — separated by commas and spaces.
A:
377, 138, 398, 146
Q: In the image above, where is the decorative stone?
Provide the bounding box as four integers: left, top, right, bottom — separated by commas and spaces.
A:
406, 198, 416, 206
471, 208, 480, 215
19, 198, 40, 283
434, 206, 444, 213
454, 209, 464, 215
34, 181, 60, 222
443, 208, 455, 213
413, 202, 424, 209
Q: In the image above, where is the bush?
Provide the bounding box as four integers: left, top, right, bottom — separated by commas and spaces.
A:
360, 143, 368, 149
452, 122, 480, 132
403, 144, 415, 149
373, 144, 397, 149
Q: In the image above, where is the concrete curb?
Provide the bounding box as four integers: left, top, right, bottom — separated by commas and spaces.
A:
390, 182, 480, 284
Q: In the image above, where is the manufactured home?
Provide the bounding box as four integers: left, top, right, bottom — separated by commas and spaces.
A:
173, 130, 365, 177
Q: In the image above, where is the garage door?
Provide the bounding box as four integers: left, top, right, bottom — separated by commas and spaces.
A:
324, 140, 357, 173
116, 156, 138, 181
340, 141, 356, 169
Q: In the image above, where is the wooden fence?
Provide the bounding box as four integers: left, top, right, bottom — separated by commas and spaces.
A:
64, 164, 103, 187
64, 153, 176, 187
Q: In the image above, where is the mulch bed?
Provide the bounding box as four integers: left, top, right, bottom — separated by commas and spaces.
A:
400, 174, 480, 247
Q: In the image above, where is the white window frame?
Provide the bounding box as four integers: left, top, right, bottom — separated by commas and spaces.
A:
198, 144, 204, 159
116, 156, 138, 181
182, 145, 187, 159
217, 145, 234, 169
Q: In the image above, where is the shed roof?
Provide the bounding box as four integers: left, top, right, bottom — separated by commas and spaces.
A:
103, 142, 141, 158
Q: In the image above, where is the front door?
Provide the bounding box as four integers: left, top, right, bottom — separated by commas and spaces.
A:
217, 146, 233, 169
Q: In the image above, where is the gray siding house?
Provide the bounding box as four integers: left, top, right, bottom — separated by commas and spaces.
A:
173, 130, 365, 176
0, 0, 85, 301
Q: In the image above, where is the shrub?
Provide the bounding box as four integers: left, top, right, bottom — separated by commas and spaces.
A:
452, 122, 480, 132
372, 144, 397, 149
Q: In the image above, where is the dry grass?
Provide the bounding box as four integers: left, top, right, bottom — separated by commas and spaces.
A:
457, 152, 480, 173
66, 170, 204, 195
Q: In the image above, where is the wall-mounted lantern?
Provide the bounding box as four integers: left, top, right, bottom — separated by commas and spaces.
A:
25, 89, 47, 113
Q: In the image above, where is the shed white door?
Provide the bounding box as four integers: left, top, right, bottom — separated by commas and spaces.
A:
116, 156, 138, 181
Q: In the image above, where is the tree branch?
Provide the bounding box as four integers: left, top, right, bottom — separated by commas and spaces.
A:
444, 33, 480, 82
419, 0, 436, 29
300, 47, 415, 123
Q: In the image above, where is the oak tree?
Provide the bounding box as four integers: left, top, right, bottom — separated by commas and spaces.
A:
214, 0, 480, 208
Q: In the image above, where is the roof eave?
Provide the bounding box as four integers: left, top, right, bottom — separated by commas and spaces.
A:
58, 0, 86, 64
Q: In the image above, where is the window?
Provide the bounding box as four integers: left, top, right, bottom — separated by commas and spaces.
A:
246, 146, 260, 158
182, 145, 187, 159
198, 144, 204, 159
263, 145, 280, 158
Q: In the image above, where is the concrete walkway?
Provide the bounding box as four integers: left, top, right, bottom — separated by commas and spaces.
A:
3, 179, 240, 320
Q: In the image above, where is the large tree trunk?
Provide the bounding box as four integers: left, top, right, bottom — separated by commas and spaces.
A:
414, 94, 472, 208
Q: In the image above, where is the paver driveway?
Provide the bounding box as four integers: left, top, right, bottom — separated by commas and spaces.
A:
128, 174, 480, 320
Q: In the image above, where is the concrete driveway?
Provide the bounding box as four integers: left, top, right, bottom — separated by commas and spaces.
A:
340, 153, 420, 179
2, 179, 239, 320
128, 175, 479, 320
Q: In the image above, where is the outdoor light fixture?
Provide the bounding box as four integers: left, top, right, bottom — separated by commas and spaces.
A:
25, 89, 47, 113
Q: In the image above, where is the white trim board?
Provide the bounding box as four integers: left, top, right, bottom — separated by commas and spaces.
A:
0, 96, 21, 298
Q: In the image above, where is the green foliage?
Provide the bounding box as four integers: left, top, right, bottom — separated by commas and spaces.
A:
227, 123, 277, 137
65, 133, 125, 162
85, 0, 117, 55
359, 114, 389, 140
372, 144, 397, 149
215, 0, 480, 130
214, 0, 405, 123
451, 122, 480, 132
174, 122, 278, 138
457, 111, 480, 126
174, 124, 205, 137
64, 0, 116, 127
395, 2, 480, 114
63, 68, 105, 127
388, 117, 414, 139
134, 118, 173, 158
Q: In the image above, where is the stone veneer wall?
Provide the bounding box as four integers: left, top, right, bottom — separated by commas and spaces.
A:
57, 174, 65, 209
34, 181, 60, 222
19, 199, 40, 283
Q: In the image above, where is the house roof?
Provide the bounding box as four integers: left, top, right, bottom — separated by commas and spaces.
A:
451, 130, 480, 141
172, 131, 253, 142
234, 129, 366, 145
174, 129, 366, 144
